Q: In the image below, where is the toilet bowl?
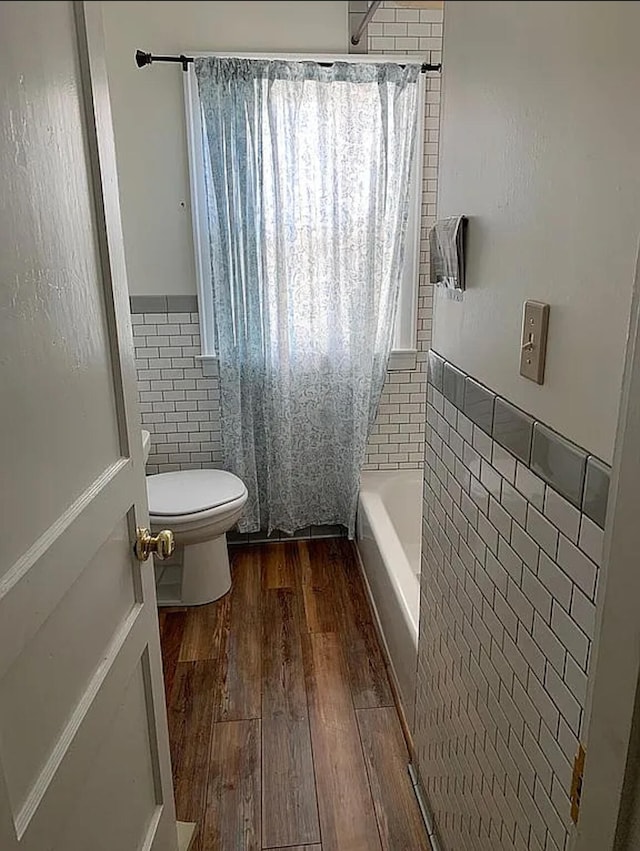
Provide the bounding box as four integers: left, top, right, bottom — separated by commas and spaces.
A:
146, 468, 248, 606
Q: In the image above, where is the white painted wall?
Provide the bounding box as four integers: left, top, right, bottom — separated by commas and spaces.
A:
433, 1, 640, 463
101, 1, 348, 297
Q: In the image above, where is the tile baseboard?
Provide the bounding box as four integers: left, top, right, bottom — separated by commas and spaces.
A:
429, 351, 610, 528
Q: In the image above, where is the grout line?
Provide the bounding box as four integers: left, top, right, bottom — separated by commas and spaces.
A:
350, 666, 386, 851
289, 543, 323, 851
262, 845, 321, 850
301, 646, 325, 851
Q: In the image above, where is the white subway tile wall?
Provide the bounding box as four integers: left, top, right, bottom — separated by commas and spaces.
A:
132, 312, 222, 474
363, 1, 443, 470
414, 363, 601, 851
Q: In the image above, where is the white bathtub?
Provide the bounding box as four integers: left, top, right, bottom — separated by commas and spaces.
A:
356, 469, 422, 726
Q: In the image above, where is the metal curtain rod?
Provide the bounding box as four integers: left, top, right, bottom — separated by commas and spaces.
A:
134, 50, 441, 74
351, 0, 382, 46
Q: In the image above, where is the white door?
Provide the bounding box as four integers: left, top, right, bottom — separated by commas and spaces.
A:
0, 3, 178, 851
573, 246, 640, 849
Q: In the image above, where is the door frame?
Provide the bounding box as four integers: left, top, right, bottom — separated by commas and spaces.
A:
74, 1, 179, 844
74, 1, 179, 846
0, 1, 179, 848
573, 239, 640, 849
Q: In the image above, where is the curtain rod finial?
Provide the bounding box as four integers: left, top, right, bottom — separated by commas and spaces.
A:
135, 50, 152, 69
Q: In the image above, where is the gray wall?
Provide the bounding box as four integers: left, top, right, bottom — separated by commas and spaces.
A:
432, 0, 640, 463
102, 1, 349, 297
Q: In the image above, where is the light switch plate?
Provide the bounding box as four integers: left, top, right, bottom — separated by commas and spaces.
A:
520, 300, 550, 384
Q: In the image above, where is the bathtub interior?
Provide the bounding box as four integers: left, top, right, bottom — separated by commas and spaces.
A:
376, 469, 423, 574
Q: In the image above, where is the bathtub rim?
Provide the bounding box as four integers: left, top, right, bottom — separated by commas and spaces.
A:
357, 469, 422, 729
352, 540, 418, 761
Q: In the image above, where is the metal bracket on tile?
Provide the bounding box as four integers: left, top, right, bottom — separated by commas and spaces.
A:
408, 763, 442, 851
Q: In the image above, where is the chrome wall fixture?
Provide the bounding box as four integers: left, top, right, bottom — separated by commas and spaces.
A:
350, 0, 383, 46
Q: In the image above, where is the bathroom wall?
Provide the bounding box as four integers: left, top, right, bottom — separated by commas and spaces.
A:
102, 0, 348, 473
416, 355, 608, 850
414, 3, 640, 849
102, 1, 348, 298
363, 0, 443, 470
131, 300, 222, 474
431, 1, 640, 464
114, 0, 443, 478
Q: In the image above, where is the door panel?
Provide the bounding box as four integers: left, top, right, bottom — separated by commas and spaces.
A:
0, 461, 134, 681
0, 514, 135, 814
0, 3, 178, 850
8, 607, 154, 848
0, 0, 122, 577
56, 659, 161, 851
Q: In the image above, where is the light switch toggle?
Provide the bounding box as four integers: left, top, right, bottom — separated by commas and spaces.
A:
519, 301, 550, 384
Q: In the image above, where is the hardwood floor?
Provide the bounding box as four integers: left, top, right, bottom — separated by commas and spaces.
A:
160, 538, 430, 851
262, 588, 319, 848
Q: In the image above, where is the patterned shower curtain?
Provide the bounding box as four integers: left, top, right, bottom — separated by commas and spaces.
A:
195, 57, 419, 535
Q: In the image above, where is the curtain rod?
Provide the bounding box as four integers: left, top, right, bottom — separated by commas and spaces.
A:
134, 50, 442, 74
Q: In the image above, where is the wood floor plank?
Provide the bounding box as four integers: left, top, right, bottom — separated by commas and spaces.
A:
270, 847, 321, 851
335, 540, 394, 709
356, 707, 431, 851
166, 660, 216, 831
301, 540, 342, 633
162, 541, 424, 851
303, 631, 382, 851
201, 719, 261, 851
304, 538, 393, 709
178, 595, 229, 662
262, 589, 320, 848
262, 541, 301, 589
211, 548, 262, 721
159, 610, 187, 699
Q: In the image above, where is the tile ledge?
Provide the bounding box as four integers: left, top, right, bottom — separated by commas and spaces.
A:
196, 354, 218, 377
389, 348, 418, 371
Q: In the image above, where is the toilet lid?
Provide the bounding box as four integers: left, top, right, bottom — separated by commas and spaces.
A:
147, 469, 246, 516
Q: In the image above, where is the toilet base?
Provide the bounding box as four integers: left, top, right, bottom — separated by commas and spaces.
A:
181, 534, 232, 605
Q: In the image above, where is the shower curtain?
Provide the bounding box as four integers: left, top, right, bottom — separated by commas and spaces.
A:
195, 56, 419, 535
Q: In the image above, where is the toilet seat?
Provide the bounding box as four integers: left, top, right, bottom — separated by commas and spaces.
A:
147, 469, 247, 521
145, 464, 248, 607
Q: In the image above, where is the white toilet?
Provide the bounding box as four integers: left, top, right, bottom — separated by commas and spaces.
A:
141, 432, 248, 606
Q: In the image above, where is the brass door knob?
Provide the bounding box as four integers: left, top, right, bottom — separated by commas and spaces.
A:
135, 527, 175, 562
